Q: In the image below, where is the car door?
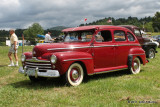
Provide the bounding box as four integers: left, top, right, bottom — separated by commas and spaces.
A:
93, 30, 115, 71
113, 30, 130, 67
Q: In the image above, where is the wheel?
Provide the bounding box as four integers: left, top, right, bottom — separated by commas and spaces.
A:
65, 63, 84, 86
148, 48, 155, 59
29, 76, 47, 82
130, 57, 141, 74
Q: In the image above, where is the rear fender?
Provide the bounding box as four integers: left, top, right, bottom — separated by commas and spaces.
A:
129, 48, 147, 65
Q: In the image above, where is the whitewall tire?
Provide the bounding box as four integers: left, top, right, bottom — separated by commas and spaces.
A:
66, 63, 84, 86
130, 57, 141, 74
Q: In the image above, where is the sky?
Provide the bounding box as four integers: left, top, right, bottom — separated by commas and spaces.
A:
0, 0, 160, 30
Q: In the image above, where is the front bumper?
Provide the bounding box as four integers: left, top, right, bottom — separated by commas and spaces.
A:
19, 66, 60, 78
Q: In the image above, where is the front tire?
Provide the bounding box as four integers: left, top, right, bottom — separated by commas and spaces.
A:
65, 63, 84, 86
129, 57, 141, 74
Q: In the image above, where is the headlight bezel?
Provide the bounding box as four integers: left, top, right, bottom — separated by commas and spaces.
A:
50, 55, 57, 64
21, 54, 26, 62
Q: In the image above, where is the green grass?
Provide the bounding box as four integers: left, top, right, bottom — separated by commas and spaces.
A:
146, 32, 160, 36
0, 46, 160, 107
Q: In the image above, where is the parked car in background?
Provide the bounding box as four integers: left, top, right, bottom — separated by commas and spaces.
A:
19, 25, 147, 86
151, 35, 160, 48
119, 25, 158, 59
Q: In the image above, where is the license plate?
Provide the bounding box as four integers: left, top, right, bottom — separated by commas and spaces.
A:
27, 68, 36, 76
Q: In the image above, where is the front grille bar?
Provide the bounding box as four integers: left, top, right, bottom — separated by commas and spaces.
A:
25, 62, 51, 66
26, 65, 51, 69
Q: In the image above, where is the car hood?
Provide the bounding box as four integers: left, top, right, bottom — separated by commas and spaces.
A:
33, 42, 91, 57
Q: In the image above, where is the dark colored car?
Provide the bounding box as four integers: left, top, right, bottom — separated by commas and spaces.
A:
151, 35, 160, 48
119, 25, 158, 59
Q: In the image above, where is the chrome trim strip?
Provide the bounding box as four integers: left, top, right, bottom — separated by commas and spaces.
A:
88, 68, 128, 75
94, 45, 115, 48
48, 44, 140, 51
25, 62, 51, 66
26, 57, 50, 63
48, 46, 91, 51
63, 58, 93, 62
115, 44, 141, 47
130, 53, 145, 56
26, 65, 51, 69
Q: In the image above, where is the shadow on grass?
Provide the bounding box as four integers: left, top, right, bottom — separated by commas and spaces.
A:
84, 69, 130, 83
9, 69, 145, 89
9, 70, 144, 90
0, 65, 7, 67
9, 78, 67, 89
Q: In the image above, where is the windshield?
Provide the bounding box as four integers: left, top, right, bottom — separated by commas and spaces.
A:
64, 31, 94, 42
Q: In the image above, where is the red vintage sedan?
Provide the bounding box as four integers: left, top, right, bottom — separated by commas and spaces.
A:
19, 25, 147, 86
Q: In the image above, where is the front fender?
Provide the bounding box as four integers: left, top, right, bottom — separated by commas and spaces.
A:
142, 42, 157, 51
53, 52, 94, 75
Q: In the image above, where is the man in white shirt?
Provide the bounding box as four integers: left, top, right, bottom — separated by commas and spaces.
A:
44, 31, 54, 43
8, 29, 19, 66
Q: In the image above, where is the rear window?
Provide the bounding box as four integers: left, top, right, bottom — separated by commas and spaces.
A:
127, 32, 135, 41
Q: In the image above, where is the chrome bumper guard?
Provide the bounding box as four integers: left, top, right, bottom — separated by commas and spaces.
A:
19, 66, 60, 78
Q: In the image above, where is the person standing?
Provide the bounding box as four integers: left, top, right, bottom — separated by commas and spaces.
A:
8, 29, 19, 66
44, 31, 54, 43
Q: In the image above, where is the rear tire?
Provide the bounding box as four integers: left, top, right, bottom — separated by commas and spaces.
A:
65, 63, 84, 86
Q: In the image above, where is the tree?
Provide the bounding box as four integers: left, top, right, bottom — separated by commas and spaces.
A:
152, 11, 160, 32
23, 23, 44, 44
145, 22, 154, 32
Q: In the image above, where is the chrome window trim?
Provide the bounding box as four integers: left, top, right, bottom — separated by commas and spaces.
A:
63, 58, 93, 62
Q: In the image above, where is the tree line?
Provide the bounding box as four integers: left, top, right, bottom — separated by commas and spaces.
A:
0, 23, 61, 44
80, 12, 160, 32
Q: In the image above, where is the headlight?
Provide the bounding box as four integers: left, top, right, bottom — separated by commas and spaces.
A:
21, 54, 26, 62
50, 55, 57, 64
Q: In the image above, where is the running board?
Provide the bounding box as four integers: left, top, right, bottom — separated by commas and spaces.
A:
88, 68, 128, 75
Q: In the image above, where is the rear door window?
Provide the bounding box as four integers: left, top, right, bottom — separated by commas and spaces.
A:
114, 30, 126, 41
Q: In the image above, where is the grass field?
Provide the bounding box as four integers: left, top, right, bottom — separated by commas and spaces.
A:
0, 46, 160, 107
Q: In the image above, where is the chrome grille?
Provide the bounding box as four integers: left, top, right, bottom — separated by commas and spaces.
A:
25, 61, 52, 71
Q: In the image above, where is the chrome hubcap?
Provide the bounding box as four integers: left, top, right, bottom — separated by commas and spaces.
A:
70, 68, 80, 82
133, 62, 138, 72
72, 70, 79, 80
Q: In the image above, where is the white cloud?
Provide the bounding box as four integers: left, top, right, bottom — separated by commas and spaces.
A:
0, 0, 159, 29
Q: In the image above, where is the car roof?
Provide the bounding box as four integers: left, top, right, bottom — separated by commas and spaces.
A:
62, 25, 129, 32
